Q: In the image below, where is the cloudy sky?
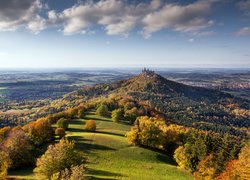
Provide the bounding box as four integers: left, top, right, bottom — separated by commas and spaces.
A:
0, 0, 249, 68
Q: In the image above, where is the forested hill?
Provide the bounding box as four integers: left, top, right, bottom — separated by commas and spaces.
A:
60, 70, 249, 137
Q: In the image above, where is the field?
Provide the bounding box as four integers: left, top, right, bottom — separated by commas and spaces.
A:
8, 110, 192, 180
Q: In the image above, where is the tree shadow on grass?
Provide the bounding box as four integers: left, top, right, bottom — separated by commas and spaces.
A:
156, 154, 177, 166
68, 127, 85, 132
117, 120, 131, 126
67, 135, 116, 153
88, 169, 125, 180
84, 117, 111, 122
68, 127, 125, 137
70, 119, 85, 125
67, 135, 93, 142
77, 143, 116, 153
94, 131, 124, 137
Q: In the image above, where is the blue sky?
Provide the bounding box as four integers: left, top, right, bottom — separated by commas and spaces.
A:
0, 0, 249, 68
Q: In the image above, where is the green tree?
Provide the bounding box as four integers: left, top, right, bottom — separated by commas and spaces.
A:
183, 131, 207, 172
57, 118, 69, 130
96, 104, 109, 117
34, 139, 85, 180
111, 109, 123, 122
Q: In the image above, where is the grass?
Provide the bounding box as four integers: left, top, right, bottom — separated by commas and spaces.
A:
8, 110, 193, 180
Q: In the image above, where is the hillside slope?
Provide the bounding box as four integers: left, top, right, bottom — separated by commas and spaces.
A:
61, 71, 249, 136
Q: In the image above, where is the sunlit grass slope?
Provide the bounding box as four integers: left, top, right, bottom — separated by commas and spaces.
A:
8, 110, 192, 179
67, 110, 192, 180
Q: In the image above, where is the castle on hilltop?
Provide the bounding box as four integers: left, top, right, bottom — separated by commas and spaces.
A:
142, 68, 155, 75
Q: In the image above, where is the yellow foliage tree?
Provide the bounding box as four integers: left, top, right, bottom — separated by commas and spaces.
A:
34, 139, 85, 180
194, 154, 216, 180
174, 146, 188, 169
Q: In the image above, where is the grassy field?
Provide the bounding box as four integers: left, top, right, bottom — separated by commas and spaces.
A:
8, 110, 193, 180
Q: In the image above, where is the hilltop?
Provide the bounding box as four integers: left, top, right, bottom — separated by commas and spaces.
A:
60, 70, 249, 137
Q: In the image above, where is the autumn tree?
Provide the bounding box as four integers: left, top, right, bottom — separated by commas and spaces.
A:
1, 129, 34, 169
0, 151, 11, 179
34, 139, 85, 180
217, 143, 250, 180
65, 108, 78, 119
53, 164, 87, 180
165, 124, 189, 154
126, 116, 166, 149
194, 154, 216, 180
23, 118, 54, 146
111, 108, 123, 122
0, 126, 11, 143
174, 146, 188, 169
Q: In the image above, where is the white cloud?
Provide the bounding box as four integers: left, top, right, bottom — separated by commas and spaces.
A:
0, 0, 46, 33
142, 0, 215, 38
27, 15, 46, 34
0, 0, 45, 34
48, 0, 218, 37
0, 0, 219, 37
105, 16, 137, 36
236, 27, 250, 36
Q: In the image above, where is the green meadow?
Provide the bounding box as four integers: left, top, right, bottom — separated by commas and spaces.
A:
8, 110, 192, 180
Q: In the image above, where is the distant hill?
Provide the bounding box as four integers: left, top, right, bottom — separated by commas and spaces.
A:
62, 70, 250, 136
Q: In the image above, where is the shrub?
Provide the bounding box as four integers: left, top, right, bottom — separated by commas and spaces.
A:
34, 139, 85, 180
96, 104, 109, 117
85, 120, 96, 131
57, 118, 69, 130
111, 109, 123, 122
55, 128, 66, 138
